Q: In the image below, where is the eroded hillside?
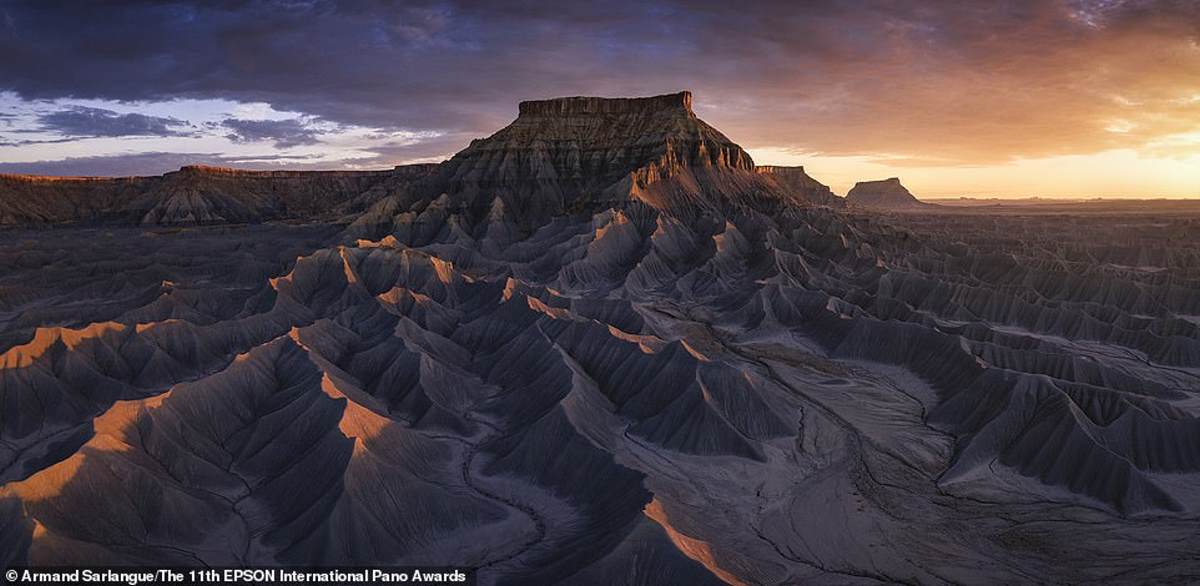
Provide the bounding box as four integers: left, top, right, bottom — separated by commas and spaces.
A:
2, 94, 1199, 585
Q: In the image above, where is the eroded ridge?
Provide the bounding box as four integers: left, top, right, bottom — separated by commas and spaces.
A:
3, 94, 1200, 584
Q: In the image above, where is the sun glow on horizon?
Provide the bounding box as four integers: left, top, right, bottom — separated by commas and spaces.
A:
749, 147, 1200, 200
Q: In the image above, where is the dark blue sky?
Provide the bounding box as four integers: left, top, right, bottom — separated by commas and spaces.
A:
1, 0, 1197, 196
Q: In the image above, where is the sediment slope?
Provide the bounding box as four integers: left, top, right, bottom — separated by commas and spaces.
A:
3, 93, 1200, 584
756, 165, 842, 207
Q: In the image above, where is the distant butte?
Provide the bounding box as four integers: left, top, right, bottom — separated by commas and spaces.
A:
845, 177, 929, 209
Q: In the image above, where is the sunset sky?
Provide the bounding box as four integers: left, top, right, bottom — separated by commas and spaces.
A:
1, 0, 1198, 198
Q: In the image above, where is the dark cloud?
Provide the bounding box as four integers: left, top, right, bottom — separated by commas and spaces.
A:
222, 117, 321, 148
0, 0, 1197, 164
36, 106, 193, 138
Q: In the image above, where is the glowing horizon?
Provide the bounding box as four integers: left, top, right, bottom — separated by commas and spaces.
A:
1, 1, 1197, 199
747, 148, 1200, 200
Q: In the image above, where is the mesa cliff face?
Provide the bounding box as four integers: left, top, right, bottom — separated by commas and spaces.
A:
3, 93, 1200, 584
435, 91, 763, 215
756, 165, 842, 207
846, 177, 926, 208
354, 91, 834, 240
0, 174, 150, 225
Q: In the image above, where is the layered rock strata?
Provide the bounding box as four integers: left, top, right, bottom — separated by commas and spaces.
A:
756, 165, 842, 207
3, 93, 1199, 584
353, 92, 835, 240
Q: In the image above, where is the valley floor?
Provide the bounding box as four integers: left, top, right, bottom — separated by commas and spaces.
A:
2, 207, 1200, 585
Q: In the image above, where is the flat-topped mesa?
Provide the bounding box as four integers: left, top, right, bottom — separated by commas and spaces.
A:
377, 90, 828, 233
846, 177, 928, 209
518, 91, 693, 117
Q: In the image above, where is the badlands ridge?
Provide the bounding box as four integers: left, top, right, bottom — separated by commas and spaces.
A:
2, 92, 1200, 584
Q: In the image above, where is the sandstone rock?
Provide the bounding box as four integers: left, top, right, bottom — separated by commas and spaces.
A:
354, 91, 837, 240
846, 177, 928, 208
5, 92, 1198, 584
755, 165, 842, 207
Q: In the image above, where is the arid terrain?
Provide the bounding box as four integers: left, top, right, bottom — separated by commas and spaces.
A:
3, 93, 1200, 585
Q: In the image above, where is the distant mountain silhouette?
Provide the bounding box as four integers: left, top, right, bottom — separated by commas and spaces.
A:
846, 177, 930, 208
